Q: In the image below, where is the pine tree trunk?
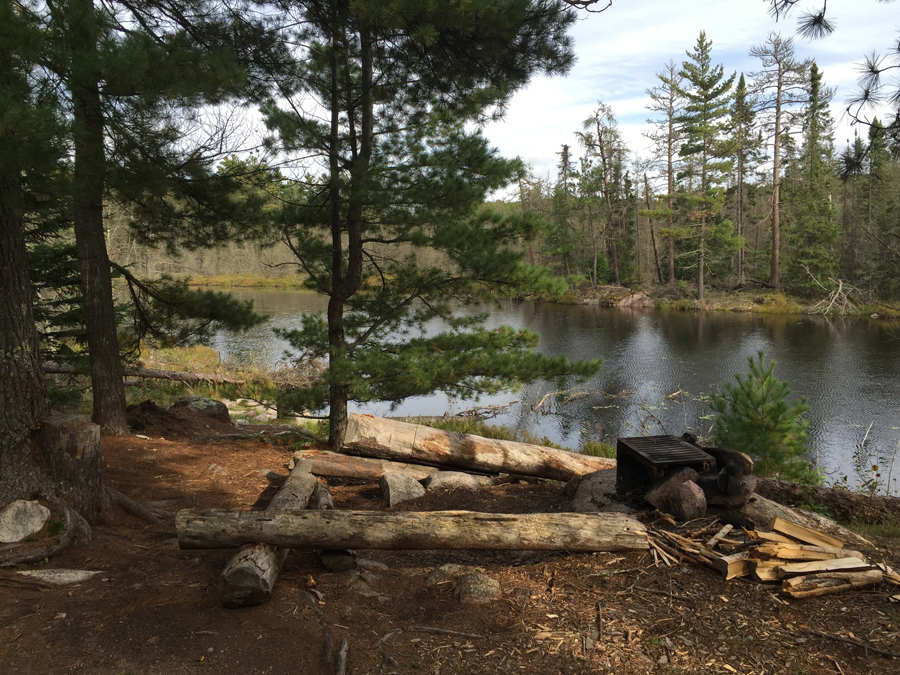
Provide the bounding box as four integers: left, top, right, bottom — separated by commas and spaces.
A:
644, 174, 663, 284
697, 230, 705, 302
71, 0, 128, 436
610, 237, 620, 285
770, 78, 783, 288
737, 153, 745, 283
0, 171, 51, 505
0, 173, 104, 519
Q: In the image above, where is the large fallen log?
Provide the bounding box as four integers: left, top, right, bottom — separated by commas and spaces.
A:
290, 449, 438, 482
177, 510, 648, 552
342, 414, 615, 482
217, 461, 319, 608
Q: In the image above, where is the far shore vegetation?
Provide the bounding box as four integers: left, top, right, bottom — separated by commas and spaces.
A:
183, 271, 899, 320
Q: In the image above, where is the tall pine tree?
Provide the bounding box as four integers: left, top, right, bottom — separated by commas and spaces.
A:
262, 0, 601, 447
673, 31, 738, 301
782, 62, 839, 294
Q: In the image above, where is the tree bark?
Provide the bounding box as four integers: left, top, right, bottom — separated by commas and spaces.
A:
0, 174, 104, 523
218, 462, 319, 608
71, 0, 128, 435
342, 414, 615, 482
178, 509, 649, 552
0, 171, 51, 505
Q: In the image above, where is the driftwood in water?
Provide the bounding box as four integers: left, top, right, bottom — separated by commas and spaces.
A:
177, 509, 648, 552
217, 461, 319, 608
290, 449, 438, 482
342, 414, 615, 482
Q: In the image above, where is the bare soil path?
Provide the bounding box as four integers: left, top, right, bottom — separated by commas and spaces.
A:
2, 409, 898, 674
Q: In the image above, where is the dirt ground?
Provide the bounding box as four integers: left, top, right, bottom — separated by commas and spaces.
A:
2, 407, 899, 675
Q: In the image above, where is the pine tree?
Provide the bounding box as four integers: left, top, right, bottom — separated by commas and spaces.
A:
262, 0, 601, 447
0, 0, 104, 518
578, 103, 631, 285
710, 352, 813, 481
749, 32, 810, 288
25, 1, 288, 433
643, 61, 685, 285
724, 74, 763, 283
673, 31, 738, 301
782, 62, 839, 294
548, 144, 581, 277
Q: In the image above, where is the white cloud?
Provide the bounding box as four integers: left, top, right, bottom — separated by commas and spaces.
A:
484, 0, 898, 185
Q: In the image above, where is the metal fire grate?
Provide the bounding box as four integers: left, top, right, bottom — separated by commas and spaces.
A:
616, 435, 716, 492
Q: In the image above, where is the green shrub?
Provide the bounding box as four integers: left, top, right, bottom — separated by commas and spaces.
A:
581, 438, 616, 458
709, 351, 816, 482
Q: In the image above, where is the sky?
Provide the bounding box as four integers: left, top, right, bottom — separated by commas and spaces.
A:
482, 0, 899, 186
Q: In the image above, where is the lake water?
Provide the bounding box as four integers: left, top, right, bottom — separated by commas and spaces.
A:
209, 288, 900, 494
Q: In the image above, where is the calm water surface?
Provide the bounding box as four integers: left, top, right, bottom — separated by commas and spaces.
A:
210, 288, 900, 494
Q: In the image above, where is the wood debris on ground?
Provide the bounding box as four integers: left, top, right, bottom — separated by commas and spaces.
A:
649, 514, 900, 600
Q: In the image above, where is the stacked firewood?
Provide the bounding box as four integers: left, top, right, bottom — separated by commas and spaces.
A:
649, 516, 900, 600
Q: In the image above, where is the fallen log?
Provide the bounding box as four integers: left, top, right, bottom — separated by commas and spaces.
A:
44, 362, 246, 385
217, 461, 319, 608
290, 449, 438, 482
781, 569, 883, 598
342, 414, 615, 482
177, 510, 649, 552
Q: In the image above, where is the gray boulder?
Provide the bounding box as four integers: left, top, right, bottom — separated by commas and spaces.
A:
172, 395, 230, 422
380, 473, 426, 506
566, 469, 620, 513
425, 471, 481, 491
0, 500, 50, 543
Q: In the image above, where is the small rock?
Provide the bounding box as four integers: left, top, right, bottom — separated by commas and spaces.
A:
454, 572, 501, 603
235, 419, 250, 426
0, 500, 51, 543
424, 563, 474, 587
319, 549, 358, 572
380, 473, 426, 506
200, 463, 228, 479
357, 559, 389, 571
425, 471, 481, 491
254, 413, 270, 423
18, 569, 100, 585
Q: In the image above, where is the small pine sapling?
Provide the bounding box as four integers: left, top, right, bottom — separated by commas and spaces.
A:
709, 351, 815, 482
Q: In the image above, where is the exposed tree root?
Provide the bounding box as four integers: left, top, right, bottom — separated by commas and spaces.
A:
105, 486, 169, 524
0, 499, 91, 568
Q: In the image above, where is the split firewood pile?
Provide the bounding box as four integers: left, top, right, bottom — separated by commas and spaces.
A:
648, 515, 900, 600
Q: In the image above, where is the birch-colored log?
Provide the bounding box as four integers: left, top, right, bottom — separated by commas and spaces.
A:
342, 414, 615, 482
217, 461, 318, 608
178, 510, 648, 552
